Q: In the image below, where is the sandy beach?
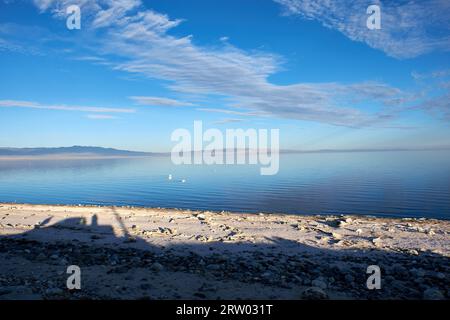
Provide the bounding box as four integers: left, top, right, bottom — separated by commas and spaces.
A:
0, 203, 448, 300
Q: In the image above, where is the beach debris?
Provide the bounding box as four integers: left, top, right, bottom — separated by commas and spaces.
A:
338, 217, 353, 227
292, 223, 305, 231
331, 232, 342, 240
325, 217, 353, 228
158, 227, 177, 235
372, 237, 383, 247
196, 213, 206, 221
194, 235, 212, 242
0, 204, 449, 300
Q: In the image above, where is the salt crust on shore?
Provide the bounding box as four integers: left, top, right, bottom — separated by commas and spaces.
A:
0, 203, 448, 300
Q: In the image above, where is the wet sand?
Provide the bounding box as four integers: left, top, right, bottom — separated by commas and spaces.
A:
0, 203, 449, 300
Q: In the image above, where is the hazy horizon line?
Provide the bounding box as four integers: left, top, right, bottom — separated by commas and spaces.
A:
1, 145, 450, 156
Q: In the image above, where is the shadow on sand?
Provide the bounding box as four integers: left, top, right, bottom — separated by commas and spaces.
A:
0, 210, 449, 300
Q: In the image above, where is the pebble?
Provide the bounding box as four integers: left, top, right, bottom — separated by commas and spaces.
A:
344, 274, 354, 283
435, 272, 446, 280
300, 287, 328, 300
336, 220, 346, 228
372, 237, 382, 246
46, 288, 64, 296
36, 253, 46, 260
391, 264, 408, 276
423, 288, 445, 300
411, 268, 425, 278
151, 262, 164, 272
159, 227, 177, 235
311, 278, 327, 289
206, 264, 221, 271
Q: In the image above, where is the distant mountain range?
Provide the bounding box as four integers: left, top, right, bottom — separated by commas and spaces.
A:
1, 145, 449, 158
0, 146, 158, 157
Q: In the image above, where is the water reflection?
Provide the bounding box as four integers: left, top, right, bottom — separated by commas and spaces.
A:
0, 151, 449, 219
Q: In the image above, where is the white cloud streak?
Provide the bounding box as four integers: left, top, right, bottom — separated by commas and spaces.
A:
129, 96, 194, 107
213, 118, 244, 125
196, 108, 267, 117
0, 100, 135, 113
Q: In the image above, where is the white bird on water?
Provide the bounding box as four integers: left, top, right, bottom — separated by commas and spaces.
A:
168, 174, 172, 180
181, 179, 186, 183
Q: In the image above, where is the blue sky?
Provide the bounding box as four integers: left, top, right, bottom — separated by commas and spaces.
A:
0, 0, 449, 152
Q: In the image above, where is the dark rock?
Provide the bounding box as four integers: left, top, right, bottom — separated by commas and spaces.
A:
300, 287, 328, 300
423, 288, 445, 300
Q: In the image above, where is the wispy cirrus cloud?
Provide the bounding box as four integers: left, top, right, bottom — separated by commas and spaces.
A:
407, 68, 450, 120
274, 0, 450, 59
0, 23, 49, 56
13, 0, 444, 127
82, 2, 410, 127
412, 68, 450, 81
72, 55, 109, 63
196, 108, 267, 117
410, 91, 450, 121
0, 99, 135, 113
129, 96, 194, 107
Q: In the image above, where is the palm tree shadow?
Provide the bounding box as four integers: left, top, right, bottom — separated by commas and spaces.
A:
0, 212, 448, 300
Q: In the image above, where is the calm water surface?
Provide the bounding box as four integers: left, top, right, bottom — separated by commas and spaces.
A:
0, 151, 449, 219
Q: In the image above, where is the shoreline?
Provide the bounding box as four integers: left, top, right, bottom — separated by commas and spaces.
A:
1, 202, 447, 221
0, 203, 449, 300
